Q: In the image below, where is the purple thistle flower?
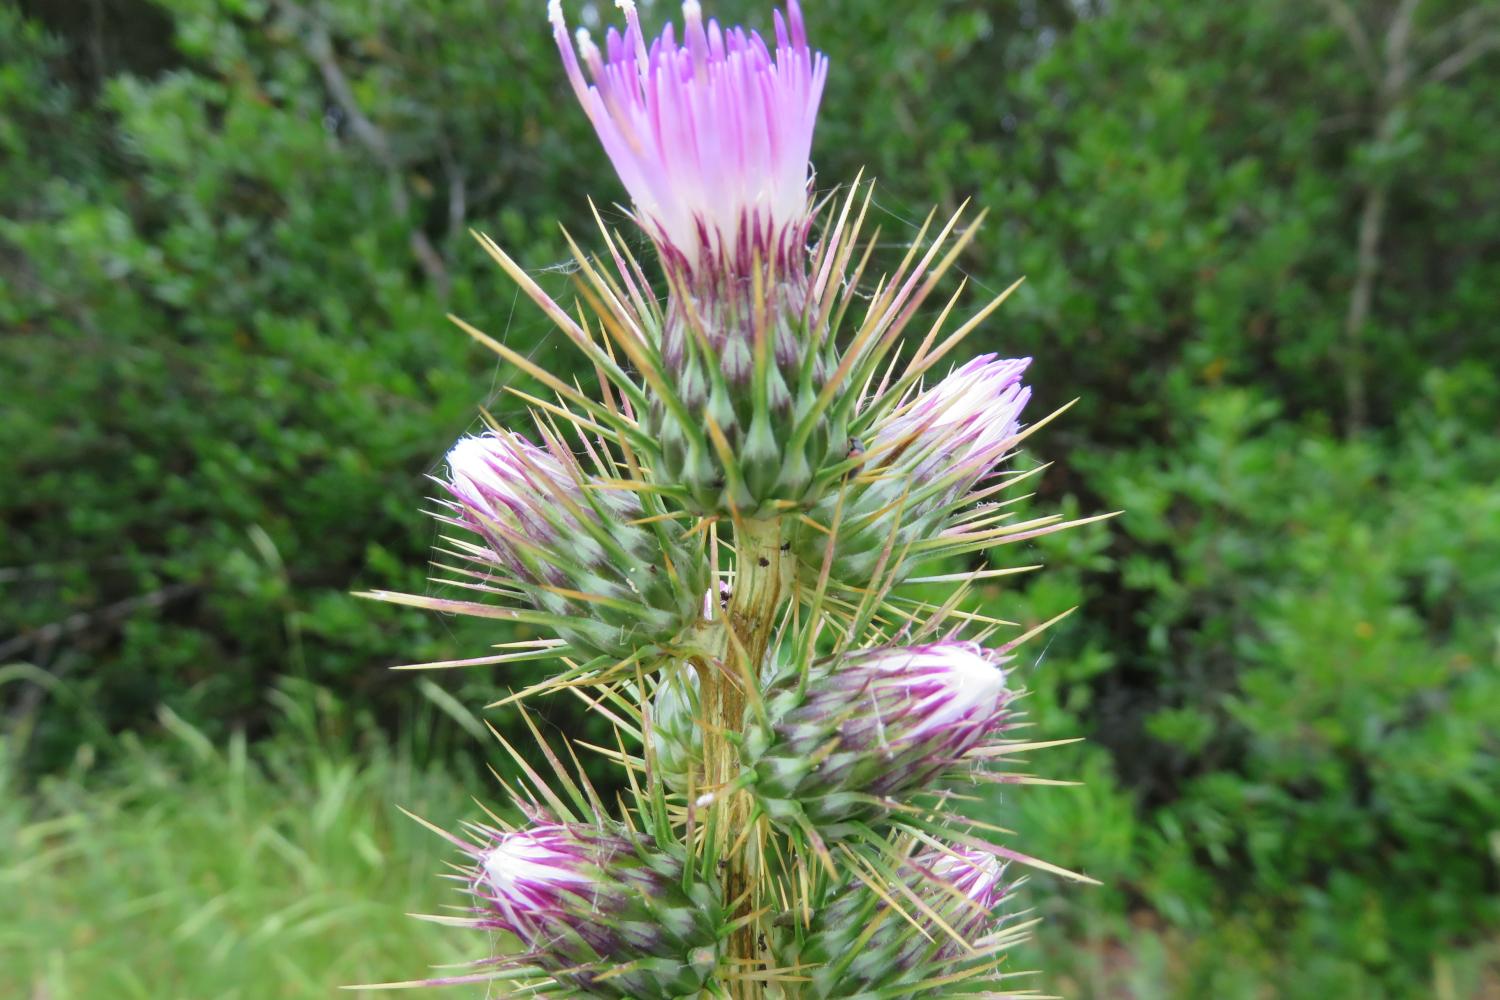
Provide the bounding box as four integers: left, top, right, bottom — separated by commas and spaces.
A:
747, 642, 1015, 830
551, 0, 827, 287
472, 821, 721, 996
550, 1, 846, 516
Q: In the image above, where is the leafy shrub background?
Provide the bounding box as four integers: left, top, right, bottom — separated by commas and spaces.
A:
3, 0, 1497, 996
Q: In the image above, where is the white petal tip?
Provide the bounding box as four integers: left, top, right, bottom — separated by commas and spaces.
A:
947, 648, 1007, 702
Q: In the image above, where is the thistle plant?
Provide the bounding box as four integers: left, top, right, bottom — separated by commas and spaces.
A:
364, 1, 1109, 995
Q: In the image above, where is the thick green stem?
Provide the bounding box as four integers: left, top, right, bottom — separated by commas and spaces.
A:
727, 516, 789, 670
697, 515, 787, 998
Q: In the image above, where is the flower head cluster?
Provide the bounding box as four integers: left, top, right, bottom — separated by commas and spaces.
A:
472, 821, 721, 997
376, 2, 1087, 993
747, 642, 1015, 830
551, 0, 826, 286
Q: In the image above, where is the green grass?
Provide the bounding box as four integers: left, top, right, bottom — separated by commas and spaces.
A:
5, 686, 1495, 999
0, 686, 491, 999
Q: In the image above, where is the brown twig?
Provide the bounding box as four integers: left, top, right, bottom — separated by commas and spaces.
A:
1324, 0, 1497, 434
274, 1, 451, 298
0, 582, 201, 662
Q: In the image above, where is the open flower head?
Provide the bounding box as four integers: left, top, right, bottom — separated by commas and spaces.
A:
552, 0, 846, 518
551, 0, 827, 285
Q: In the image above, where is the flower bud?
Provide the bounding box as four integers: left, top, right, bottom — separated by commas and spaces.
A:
650, 666, 705, 793
473, 822, 722, 997
745, 642, 1014, 831
794, 355, 1031, 587
784, 846, 1015, 998
441, 429, 706, 660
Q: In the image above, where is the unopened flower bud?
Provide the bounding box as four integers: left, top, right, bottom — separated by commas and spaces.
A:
473, 821, 722, 997
440, 429, 706, 660
784, 846, 1016, 998
794, 354, 1031, 587
745, 642, 1014, 831
650, 667, 705, 793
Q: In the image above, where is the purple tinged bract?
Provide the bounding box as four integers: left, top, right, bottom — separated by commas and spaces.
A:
440, 430, 615, 585
832, 642, 1010, 753
785, 843, 1017, 997
443, 432, 581, 569
793, 354, 1034, 587
479, 824, 598, 931
922, 846, 1012, 929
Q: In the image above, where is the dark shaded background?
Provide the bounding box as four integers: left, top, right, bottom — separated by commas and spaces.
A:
3, 0, 1498, 996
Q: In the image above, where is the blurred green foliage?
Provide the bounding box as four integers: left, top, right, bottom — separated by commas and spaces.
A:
3, 0, 1498, 996
0, 681, 492, 997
